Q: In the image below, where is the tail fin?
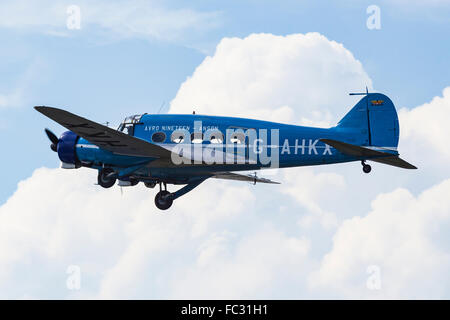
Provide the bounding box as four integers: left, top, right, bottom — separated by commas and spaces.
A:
336, 93, 399, 148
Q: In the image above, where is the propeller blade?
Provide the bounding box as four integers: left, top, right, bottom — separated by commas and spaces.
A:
45, 128, 59, 145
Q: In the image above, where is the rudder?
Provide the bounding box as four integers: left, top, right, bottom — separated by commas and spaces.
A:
336, 93, 399, 148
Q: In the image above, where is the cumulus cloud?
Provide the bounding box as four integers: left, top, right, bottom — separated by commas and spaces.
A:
1, 31, 449, 299
398, 87, 450, 169
2, 165, 449, 299
282, 168, 345, 229
169, 33, 372, 125
170, 228, 311, 299
0, 0, 220, 43
0, 167, 316, 299
310, 179, 450, 299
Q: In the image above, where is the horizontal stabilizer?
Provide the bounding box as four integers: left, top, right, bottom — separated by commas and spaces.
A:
320, 139, 417, 170
320, 139, 390, 158
370, 156, 417, 169
212, 172, 280, 184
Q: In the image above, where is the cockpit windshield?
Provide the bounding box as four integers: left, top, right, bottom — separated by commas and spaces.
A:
117, 114, 145, 135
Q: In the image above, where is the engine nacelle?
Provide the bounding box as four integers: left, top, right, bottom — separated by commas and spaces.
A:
57, 131, 80, 167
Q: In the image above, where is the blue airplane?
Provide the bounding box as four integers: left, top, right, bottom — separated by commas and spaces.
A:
35, 91, 416, 210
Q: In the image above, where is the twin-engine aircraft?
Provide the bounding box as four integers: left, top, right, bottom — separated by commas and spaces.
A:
35, 91, 416, 210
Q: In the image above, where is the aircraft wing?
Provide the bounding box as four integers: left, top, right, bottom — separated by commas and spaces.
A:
35, 106, 172, 158
320, 138, 417, 169
212, 172, 280, 184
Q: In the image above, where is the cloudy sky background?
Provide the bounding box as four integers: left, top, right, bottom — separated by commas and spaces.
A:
0, 0, 449, 298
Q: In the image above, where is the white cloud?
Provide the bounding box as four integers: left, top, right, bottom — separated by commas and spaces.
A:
310, 179, 450, 299
282, 168, 345, 229
169, 32, 372, 125
0, 167, 256, 298
1, 32, 449, 299
170, 228, 311, 299
0, 0, 220, 43
0, 166, 317, 299
398, 87, 450, 168
3, 164, 449, 299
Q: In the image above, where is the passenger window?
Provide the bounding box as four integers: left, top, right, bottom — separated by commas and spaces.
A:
171, 133, 185, 143
209, 132, 223, 144
152, 132, 166, 143
191, 132, 203, 144
230, 133, 245, 144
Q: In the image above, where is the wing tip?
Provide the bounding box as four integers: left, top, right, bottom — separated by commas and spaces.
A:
34, 106, 62, 112
258, 178, 281, 184
34, 106, 52, 114
394, 156, 418, 169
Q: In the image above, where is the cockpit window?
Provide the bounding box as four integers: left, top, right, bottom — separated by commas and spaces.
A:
120, 123, 134, 135
118, 114, 145, 135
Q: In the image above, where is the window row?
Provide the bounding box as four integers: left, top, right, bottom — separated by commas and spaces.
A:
151, 132, 247, 144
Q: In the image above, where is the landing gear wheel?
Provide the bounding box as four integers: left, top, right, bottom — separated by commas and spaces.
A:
129, 179, 139, 186
363, 164, 372, 174
98, 168, 116, 188
145, 181, 157, 188
155, 190, 173, 210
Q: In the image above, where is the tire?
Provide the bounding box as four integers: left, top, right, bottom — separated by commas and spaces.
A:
363, 164, 372, 174
98, 168, 116, 188
155, 190, 173, 210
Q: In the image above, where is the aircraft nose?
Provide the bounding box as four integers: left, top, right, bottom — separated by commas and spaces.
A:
57, 131, 80, 165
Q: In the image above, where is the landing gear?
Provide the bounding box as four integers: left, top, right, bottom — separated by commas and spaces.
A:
362, 161, 372, 174
98, 168, 116, 188
153, 179, 206, 211
155, 190, 173, 210
144, 181, 157, 188
154, 183, 173, 210
129, 178, 139, 186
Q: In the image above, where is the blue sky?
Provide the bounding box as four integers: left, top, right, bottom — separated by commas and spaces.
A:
0, 0, 450, 299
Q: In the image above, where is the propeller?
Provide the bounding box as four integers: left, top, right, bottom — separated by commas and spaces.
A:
44, 128, 59, 152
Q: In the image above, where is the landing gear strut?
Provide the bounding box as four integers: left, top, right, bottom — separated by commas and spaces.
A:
362, 160, 372, 174
153, 179, 206, 211
155, 182, 173, 210
98, 168, 116, 188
